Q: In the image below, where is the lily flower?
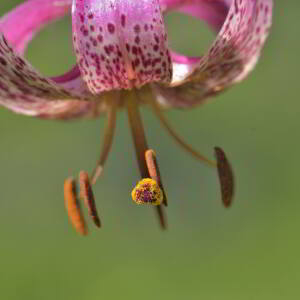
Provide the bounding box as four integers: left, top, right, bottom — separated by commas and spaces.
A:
0, 0, 273, 233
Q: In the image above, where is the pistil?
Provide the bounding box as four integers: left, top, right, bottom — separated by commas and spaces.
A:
125, 89, 167, 229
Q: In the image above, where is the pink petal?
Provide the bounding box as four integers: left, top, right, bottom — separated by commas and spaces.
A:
154, 0, 273, 108
160, 0, 231, 89
0, 0, 72, 55
72, 0, 172, 93
160, 0, 231, 30
51, 65, 92, 96
0, 33, 99, 119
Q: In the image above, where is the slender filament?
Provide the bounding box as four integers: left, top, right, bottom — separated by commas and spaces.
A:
91, 95, 118, 185
144, 90, 216, 168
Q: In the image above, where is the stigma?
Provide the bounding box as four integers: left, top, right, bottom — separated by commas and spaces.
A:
132, 178, 163, 206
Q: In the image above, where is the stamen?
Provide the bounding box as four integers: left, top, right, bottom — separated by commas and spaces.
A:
140, 87, 235, 208
79, 171, 101, 228
64, 178, 88, 236
214, 147, 235, 207
125, 89, 167, 229
149, 96, 216, 168
91, 95, 118, 185
145, 149, 168, 206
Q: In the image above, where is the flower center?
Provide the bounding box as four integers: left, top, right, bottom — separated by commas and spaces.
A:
72, 0, 172, 93
63, 88, 235, 235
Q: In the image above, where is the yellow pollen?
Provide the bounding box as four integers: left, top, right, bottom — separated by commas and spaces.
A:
131, 178, 163, 206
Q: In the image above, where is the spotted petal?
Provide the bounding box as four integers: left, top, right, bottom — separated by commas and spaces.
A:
0, 0, 72, 55
0, 33, 102, 119
155, 0, 273, 108
0, 0, 89, 97
0, 1, 106, 119
160, 0, 231, 86
72, 0, 172, 93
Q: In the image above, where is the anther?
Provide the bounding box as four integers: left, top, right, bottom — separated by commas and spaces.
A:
214, 147, 235, 208
132, 178, 163, 205
79, 171, 101, 228
145, 149, 168, 206
64, 178, 88, 236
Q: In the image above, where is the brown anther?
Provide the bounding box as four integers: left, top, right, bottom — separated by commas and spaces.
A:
145, 149, 168, 206
79, 171, 101, 228
64, 178, 88, 236
214, 147, 235, 208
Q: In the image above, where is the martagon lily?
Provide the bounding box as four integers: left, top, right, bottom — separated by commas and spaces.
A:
0, 0, 273, 234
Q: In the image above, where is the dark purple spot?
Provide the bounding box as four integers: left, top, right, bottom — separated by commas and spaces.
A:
132, 46, 138, 55
107, 23, 115, 34
97, 35, 103, 43
134, 24, 141, 34
135, 36, 140, 44
121, 14, 126, 27
79, 14, 84, 23
153, 45, 159, 52
134, 58, 140, 67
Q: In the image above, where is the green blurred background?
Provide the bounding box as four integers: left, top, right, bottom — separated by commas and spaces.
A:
0, 1, 298, 299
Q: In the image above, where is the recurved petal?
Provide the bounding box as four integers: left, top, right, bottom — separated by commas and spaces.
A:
36, 98, 107, 120
0, 0, 72, 55
0, 33, 99, 119
160, 0, 231, 31
155, 0, 273, 108
72, 0, 172, 94
51, 64, 93, 97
